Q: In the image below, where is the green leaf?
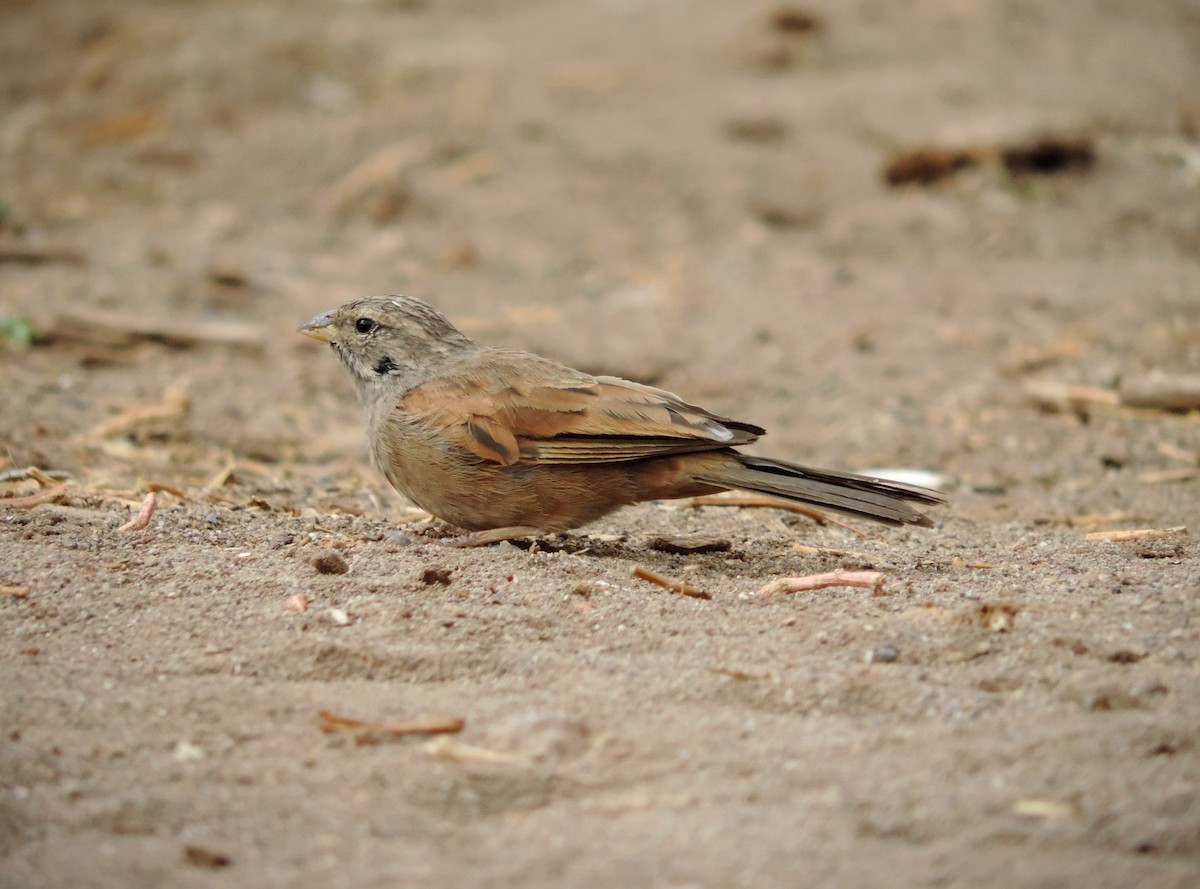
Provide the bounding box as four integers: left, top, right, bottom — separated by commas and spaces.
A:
0, 314, 36, 346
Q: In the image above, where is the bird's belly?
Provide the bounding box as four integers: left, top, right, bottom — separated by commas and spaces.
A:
371, 431, 641, 531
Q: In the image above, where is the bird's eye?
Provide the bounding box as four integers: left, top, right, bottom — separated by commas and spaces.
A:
354, 317, 377, 334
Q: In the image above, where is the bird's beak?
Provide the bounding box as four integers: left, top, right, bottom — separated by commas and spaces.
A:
297, 311, 336, 342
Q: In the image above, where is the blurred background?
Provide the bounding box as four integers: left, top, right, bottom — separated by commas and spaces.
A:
2, 0, 1199, 498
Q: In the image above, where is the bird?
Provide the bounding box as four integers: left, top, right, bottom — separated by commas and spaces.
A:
298, 295, 942, 545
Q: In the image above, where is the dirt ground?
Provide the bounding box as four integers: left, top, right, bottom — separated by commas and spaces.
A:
2, 1, 1200, 886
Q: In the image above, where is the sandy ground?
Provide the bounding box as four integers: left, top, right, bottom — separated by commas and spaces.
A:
2, 1, 1200, 886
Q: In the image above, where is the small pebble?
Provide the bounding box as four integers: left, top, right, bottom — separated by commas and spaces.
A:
173, 741, 204, 762
867, 644, 900, 664
771, 7, 821, 34
183, 845, 232, 869
572, 580, 610, 597
1106, 649, 1146, 664
312, 551, 349, 575
384, 530, 415, 547
420, 566, 452, 585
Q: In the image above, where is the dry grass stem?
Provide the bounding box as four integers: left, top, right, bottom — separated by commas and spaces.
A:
1024, 380, 1121, 412
422, 737, 532, 766
144, 481, 188, 498
1003, 340, 1085, 376
1012, 799, 1077, 820
203, 461, 237, 493
318, 710, 465, 738
1119, 371, 1200, 411
759, 570, 885, 595
885, 137, 1095, 186
1085, 526, 1188, 542
2, 482, 71, 509
52, 310, 265, 350
26, 467, 63, 488
631, 565, 711, 599
1155, 441, 1198, 463
1139, 468, 1199, 485
118, 491, 158, 532
710, 667, 772, 681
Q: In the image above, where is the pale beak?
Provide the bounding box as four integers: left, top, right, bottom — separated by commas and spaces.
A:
297, 311, 336, 342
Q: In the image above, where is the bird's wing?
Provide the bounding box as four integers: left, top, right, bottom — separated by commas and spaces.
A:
397, 351, 763, 466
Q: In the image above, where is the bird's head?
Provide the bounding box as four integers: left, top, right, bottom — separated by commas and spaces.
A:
298, 295, 473, 397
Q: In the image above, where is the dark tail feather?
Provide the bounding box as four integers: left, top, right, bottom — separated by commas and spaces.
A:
697, 454, 943, 528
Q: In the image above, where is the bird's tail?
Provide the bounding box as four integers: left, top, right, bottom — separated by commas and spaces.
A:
695, 453, 943, 527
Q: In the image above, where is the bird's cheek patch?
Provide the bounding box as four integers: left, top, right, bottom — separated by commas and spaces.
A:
374, 356, 399, 375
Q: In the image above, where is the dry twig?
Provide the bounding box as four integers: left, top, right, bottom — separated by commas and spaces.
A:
884, 137, 1095, 186
1119, 371, 1200, 411
759, 570, 885, 595
51, 310, 265, 350
709, 667, 771, 681
26, 467, 62, 488
1085, 526, 1188, 542
0, 585, 30, 598
422, 737, 531, 766
0, 467, 70, 484
1012, 798, 1076, 820
1139, 468, 1199, 485
1, 482, 70, 509
183, 845, 232, 869
1003, 340, 1085, 377
1155, 441, 1198, 464
144, 481, 187, 498
118, 491, 158, 532
317, 710, 465, 738
202, 460, 237, 493
631, 565, 711, 599
1024, 380, 1120, 413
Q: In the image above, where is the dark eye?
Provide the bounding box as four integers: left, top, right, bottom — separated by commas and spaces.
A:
354, 317, 377, 334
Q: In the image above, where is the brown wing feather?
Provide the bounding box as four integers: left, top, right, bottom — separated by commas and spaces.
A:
397, 350, 762, 466
465, 414, 522, 465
